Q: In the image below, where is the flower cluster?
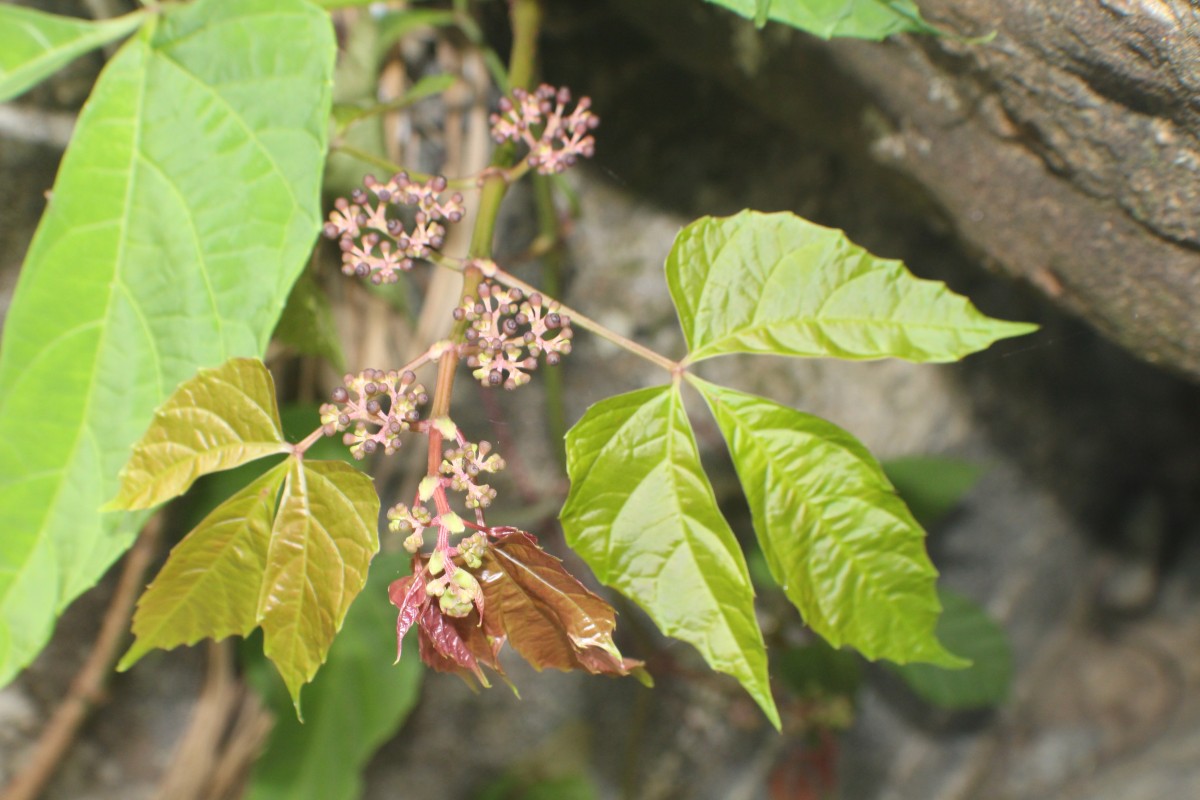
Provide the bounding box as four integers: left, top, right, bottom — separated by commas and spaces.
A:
387, 434, 506, 551
319, 368, 429, 459
489, 84, 599, 175
455, 281, 573, 390
322, 173, 465, 284
441, 440, 506, 508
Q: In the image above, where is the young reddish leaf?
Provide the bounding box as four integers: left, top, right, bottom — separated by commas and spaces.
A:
396, 553, 506, 687
479, 529, 643, 677
387, 574, 427, 663
561, 386, 779, 728
415, 605, 491, 686
107, 358, 290, 510
690, 377, 967, 669
257, 459, 380, 715
117, 461, 289, 670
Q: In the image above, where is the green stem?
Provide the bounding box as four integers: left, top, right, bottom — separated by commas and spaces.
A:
425, 0, 543, 476
493, 269, 681, 374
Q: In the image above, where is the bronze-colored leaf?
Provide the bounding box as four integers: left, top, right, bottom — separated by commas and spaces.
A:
478, 529, 642, 677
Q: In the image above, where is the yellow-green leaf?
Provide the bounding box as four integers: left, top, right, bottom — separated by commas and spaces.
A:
117, 462, 290, 670
667, 211, 1036, 364
560, 386, 779, 728
107, 359, 290, 511
691, 376, 966, 668
258, 460, 380, 715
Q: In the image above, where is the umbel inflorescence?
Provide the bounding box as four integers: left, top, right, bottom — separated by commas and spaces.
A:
316, 85, 641, 686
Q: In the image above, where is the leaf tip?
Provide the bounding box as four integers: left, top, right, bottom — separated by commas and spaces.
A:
115, 642, 146, 673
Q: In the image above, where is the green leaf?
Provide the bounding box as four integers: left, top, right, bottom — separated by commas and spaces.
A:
244, 550, 423, 800
666, 211, 1036, 364
703, 0, 945, 39
0, 6, 144, 102
775, 638, 861, 698
117, 461, 290, 670
893, 588, 1012, 709
883, 455, 984, 527
690, 377, 965, 668
560, 386, 779, 728
258, 459, 380, 715
332, 73, 458, 133
107, 358, 289, 511
0, 0, 334, 685
272, 272, 346, 372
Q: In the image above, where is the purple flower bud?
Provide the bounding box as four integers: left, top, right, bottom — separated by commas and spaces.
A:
332, 386, 349, 403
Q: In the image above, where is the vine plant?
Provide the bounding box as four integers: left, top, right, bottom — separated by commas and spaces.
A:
0, 0, 1030, 754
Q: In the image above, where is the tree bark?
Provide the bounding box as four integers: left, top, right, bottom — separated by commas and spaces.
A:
595, 0, 1200, 380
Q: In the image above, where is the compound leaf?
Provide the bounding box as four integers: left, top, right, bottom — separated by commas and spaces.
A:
244, 550, 423, 800
667, 211, 1036, 364
561, 386, 778, 728
703, 0, 944, 39
691, 377, 965, 667
108, 358, 289, 510
893, 588, 1012, 709
258, 459, 380, 715
117, 461, 289, 670
0, 5, 145, 102
0, 0, 334, 685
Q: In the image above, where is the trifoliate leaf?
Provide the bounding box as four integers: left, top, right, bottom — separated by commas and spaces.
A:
691, 377, 966, 668
561, 386, 779, 728
666, 211, 1036, 364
